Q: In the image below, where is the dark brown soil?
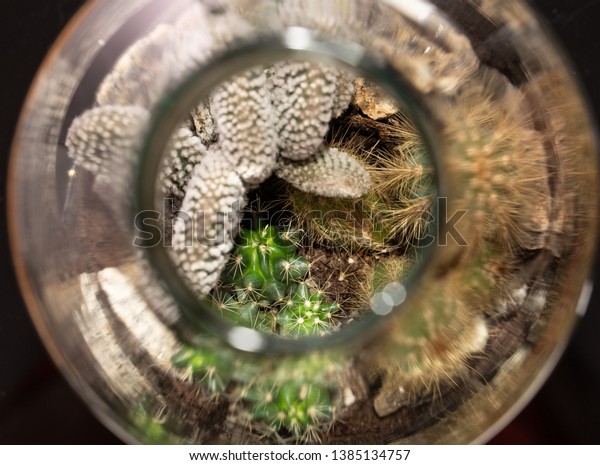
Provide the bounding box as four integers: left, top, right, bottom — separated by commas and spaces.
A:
155, 371, 230, 443
301, 246, 376, 316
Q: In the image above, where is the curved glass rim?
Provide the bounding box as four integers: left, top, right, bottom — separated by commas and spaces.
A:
135, 26, 449, 354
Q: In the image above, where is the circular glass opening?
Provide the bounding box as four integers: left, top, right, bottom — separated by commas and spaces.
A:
133, 37, 440, 352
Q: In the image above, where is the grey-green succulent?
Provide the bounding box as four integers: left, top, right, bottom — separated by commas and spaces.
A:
65, 6, 370, 301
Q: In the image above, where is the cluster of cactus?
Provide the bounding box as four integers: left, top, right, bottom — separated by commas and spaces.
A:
349, 85, 550, 416
172, 343, 340, 443
170, 223, 343, 442
286, 111, 435, 254
171, 343, 256, 394
66, 3, 373, 301
245, 379, 334, 441
64, 0, 579, 445
210, 223, 340, 337
442, 86, 551, 253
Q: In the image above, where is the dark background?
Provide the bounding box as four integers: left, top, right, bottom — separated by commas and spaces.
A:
0, 0, 599, 444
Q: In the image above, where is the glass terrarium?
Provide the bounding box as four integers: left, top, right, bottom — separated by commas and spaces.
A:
8, 0, 598, 444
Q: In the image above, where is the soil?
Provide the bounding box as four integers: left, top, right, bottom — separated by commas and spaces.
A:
303, 246, 373, 305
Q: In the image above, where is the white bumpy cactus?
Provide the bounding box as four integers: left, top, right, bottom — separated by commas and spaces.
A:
65, 4, 371, 298
277, 146, 371, 198
172, 152, 247, 296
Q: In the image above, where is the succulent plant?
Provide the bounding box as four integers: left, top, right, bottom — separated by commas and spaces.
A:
196, 222, 340, 337
171, 343, 236, 394
245, 380, 334, 441
65, 105, 149, 191
59, 1, 589, 446
172, 343, 342, 443
159, 126, 208, 200
443, 88, 551, 253
276, 282, 340, 337
268, 61, 353, 161
277, 146, 371, 199
223, 225, 306, 303
285, 110, 435, 254
66, 20, 372, 302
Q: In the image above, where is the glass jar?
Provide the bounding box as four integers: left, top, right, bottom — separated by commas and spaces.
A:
9, 0, 598, 444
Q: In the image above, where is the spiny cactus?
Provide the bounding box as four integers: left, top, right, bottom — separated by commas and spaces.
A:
170, 341, 260, 393
129, 402, 174, 445
246, 381, 334, 441
66, 5, 372, 304
172, 343, 342, 443
443, 87, 550, 253
240, 351, 343, 443
202, 223, 339, 337
286, 110, 435, 253
277, 146, 371, 198
223, 225, 304, 302
276, 282, 340, 337
364, 253, 500, 418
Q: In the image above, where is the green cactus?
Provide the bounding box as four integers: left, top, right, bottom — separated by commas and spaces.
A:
202, 223, 340, 337
240, 351, 342, 442
170, 223, 344, 442
171, 344, 234, 393
276, 282, 340, 337
247, 381, 333, 440
223, 225, 307, 304
171, 343, 341, 443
